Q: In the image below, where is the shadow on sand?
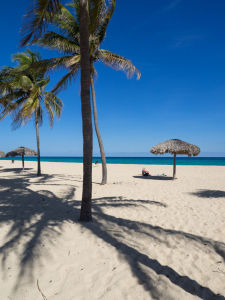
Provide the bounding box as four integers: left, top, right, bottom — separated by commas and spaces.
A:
133, 175, 174, 181
0, 168, 224, 299
189, 189, 225, 198
0, 167, 33, 173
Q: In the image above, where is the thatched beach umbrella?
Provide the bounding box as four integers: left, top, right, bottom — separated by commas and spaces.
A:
6, 147, 37, 170
0, 151, 5, 158
150, 139, 200, 179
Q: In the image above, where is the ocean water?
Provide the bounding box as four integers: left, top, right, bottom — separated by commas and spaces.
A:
1, 156, 225, 166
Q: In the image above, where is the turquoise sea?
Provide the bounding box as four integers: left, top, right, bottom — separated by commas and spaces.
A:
1, 156, 225, 166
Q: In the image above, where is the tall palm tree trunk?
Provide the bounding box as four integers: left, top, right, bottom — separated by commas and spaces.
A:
90, 76, 107, 185
35, 109, 41, 176
79, 0, 93, 221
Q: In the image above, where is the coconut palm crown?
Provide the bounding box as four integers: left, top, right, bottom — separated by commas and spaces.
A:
30, 0, 141, 94
0, 49, 63, 175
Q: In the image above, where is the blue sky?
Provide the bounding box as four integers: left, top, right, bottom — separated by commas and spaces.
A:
1, 0, 225, 157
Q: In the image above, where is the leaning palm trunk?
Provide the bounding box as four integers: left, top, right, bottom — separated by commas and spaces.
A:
79, 0, 93, 221
35, 109, 41, 176
90, 76, 107, 185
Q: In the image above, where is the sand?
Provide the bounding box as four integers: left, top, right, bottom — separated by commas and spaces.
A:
0, 160, 225, 300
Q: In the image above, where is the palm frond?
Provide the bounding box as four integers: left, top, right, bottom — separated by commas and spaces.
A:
64, 54, 81, 68
89, 0, 106, 35
96, 0, 116, 45
28, 56, 74, 76
11, 76, 33, 91
95, 49, 141, 79
0, 95, 29, 122
52, 3, 80, 40
51, 65, 80, 94
44, 91, 63, 127
12, 50, 41, 67
38, 76, 51, 92
66, 0, 80, 26
43, 98, 54, 128
0, 91, 28, 107
11, 109, 31, 130
19, 0, 61, 47
32, 31, 79, 54
0, 49, 63, 130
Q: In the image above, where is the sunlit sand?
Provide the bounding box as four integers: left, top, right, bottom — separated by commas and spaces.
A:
0, 160, 225, 299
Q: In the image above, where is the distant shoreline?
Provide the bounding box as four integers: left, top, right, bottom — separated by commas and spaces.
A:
1, 156, 225, 166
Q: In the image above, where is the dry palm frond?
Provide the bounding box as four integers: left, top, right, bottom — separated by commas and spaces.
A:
96, 49, 141, 79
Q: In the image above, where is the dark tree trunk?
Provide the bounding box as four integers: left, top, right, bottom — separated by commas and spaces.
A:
173, 154, 176, 180
35, 109, 41, 176
79, 0, 93, 221
22, 154, 24, 170
90, 76, 107, 185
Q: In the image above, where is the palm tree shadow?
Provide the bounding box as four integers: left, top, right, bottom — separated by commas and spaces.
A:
0, 172, 224, 299
189, 189, 225, 198
87, 197, 225, 299
133, 175, 174, 181
0, 167, 33, 173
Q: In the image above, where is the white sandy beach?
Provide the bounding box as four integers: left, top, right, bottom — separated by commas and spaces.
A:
0, 160, 225, 300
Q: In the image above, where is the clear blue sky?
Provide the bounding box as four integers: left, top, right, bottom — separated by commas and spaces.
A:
1, 0, 225, 157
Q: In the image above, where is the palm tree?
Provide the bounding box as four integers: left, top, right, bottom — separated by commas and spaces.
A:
30, 0, 140, 185
0, 50, 63, 176
79, 0, 93, 220
20, 0, 94, 221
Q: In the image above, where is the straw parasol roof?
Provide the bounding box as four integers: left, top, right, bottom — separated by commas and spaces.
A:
150, 139, 200, 179
6, 147, 37, 170
150, 139, 200, 157
6, 147, 37, 157
0, 151, 5, 158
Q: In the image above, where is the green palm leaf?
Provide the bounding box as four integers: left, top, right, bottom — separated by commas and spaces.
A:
44, 91, 63, 127
33, 31, 79, 53
0, 50, 63, 128
96, 0, 116, 45
19, 0, 61, 47
51, 64, 80, 94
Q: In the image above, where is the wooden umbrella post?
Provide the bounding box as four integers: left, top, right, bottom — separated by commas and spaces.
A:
173, 153, 176, 180
22, 154, 24, 170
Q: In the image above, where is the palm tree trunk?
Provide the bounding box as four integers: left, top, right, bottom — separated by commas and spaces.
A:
79, 0, 93, 221
35, 109, 41, 176
90, 76, 107, 185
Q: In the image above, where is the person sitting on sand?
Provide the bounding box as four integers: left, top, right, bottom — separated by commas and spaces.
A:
142, 168, 150, 176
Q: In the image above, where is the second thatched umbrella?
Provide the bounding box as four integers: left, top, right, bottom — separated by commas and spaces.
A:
150, 139, 200, 179
0, 151, 5, 158
6, 147, 37, 170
